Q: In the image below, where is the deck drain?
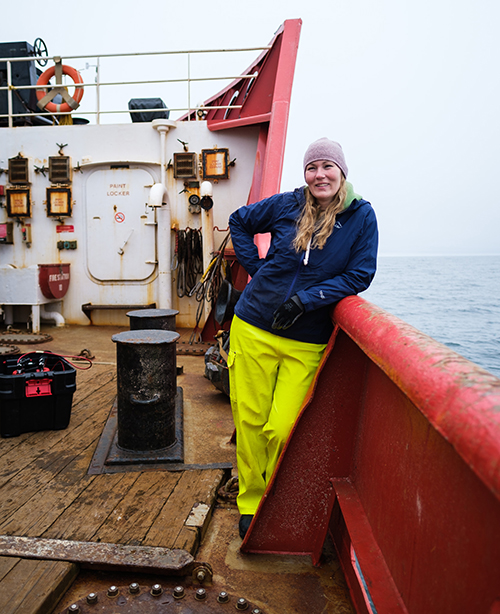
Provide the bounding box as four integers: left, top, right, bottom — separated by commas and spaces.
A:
59, 583, 263, 613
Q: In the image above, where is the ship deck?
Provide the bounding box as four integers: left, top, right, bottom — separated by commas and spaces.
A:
0, 324, 353, 614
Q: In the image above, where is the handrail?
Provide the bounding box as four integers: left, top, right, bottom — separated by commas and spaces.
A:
0, 47, 271, 63
0, 45, 270, 127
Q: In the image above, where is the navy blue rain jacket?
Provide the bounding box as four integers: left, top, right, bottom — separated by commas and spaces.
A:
228, 185, 378, 344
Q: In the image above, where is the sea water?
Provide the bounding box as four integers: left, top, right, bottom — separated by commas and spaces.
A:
360, 255, 500, 378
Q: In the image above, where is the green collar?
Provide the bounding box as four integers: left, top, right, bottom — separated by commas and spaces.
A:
344, 182, 361, 210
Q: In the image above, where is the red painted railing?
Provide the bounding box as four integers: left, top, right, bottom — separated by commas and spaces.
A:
242, 296, 500, 614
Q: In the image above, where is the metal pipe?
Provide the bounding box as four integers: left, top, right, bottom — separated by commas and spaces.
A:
0, 75, 253, 91
40, 304, 65, 327
187, 53, 191, 122
201, 208, 215, 323
152, 119, 176, 309
0, 46, 271, 64
96, 56, 100, 124
7, 61, 12, 128
0, 105, 242, 121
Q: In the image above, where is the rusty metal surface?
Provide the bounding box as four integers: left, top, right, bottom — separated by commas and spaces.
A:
113, 330, 179, 452
177, 341, 214, 356
57, 582, 264, 613
106, 389, 184, 464
0, 330, 53, 344
0, 536, 196, 575
0, 344, 20, 355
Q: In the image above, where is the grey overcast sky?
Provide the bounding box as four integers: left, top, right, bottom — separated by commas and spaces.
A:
3, 0, 499, 255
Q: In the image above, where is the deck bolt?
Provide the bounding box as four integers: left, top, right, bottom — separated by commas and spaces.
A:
173, 586, 185, 599
196, 569, 206, 582
195, 587, 207, 601
236, 597, 249, 610
151, 583, 163, 596
217, 591, 229, 603
86, 592, 98, 604
129, 582, 140, 594
68, 606, 79, 613
107, 586, 119, 597
251, 609, 262, 614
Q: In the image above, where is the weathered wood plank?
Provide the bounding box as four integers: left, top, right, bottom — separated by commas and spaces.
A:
0, 555, 19, 581
93, 471, 181, 545
0, 557, 77, 614
143, 469, 225, 553
41, 472, 140, 541
70, 365, 116, 408
0, 449, 96, 537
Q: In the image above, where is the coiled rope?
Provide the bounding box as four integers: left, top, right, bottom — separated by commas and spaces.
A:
175, 228, 203, 298
188, 232, 232, 343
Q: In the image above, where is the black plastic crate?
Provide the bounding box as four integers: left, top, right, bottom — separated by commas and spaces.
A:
0, 352, 77, 437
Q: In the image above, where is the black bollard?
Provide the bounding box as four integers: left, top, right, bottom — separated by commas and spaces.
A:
127, 308, 179, 332
112, 329, 180, 452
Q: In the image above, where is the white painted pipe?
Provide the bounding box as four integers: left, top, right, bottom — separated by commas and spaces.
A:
3, 305, 13, 327
152, 119, 176, 309
40, 304, 65, 327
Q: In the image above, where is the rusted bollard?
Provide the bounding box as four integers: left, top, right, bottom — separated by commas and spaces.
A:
127, 308, 179, 332
111, 329, 179, 452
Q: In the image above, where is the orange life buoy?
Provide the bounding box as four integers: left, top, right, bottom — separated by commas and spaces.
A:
36, 64, 84, 113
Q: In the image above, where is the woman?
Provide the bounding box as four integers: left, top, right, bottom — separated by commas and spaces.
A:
228, 137, 378, 539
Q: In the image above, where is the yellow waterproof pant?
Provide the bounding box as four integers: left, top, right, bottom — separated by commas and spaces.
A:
228, 315, 327, 515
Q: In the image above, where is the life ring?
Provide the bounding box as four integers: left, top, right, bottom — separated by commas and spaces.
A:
36, 64, 84, 113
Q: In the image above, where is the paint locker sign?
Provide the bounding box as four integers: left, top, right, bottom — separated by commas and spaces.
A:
85, 167, 156, 281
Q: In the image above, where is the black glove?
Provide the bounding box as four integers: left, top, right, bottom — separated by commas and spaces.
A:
272, 295, 304, 330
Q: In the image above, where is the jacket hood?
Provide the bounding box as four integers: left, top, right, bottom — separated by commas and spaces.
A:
343, 182, 362, 209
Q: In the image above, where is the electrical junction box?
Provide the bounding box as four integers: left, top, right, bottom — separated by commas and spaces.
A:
49, 156, 72, 184
0, 222, 13, 244
8, 157, 29, 184
21, 223, 31, 243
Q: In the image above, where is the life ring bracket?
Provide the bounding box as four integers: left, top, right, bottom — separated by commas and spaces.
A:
36, 59, 84, 114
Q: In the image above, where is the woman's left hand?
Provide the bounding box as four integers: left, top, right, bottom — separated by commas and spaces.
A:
272, 295, 304, 330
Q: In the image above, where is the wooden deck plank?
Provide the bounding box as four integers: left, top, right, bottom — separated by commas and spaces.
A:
93, 471, 182, 545
41, 472, 141, 542
0, 342, 234, 609
0, 557, 77, 614
0, 555, 18, 581
0, 448, 96, 537
143, 468, 225, 553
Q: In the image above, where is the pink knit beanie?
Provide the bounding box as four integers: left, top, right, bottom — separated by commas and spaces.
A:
303, 138, 348, 178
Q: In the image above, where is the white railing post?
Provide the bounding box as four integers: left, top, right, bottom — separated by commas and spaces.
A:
96, 56, 101, 124
187, 53, 191, 121
7, 61, 13, 128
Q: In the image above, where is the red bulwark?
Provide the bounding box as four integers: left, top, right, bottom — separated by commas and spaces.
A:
242, 296, 500, 614
199, 19, 302, 206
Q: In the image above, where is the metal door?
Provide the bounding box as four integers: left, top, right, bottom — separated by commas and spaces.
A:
85, 167, 156, 281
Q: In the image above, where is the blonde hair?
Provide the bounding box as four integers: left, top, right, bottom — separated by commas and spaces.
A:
293, 178, 347, 252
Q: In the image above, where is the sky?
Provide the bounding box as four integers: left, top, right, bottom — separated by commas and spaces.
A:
2, 0, 499, 256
